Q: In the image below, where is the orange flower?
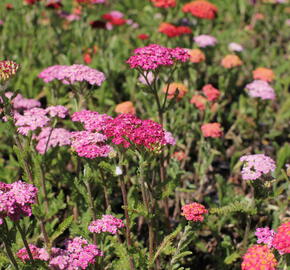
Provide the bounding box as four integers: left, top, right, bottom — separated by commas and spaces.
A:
182, 0, 218, 19
190, 95, 207, 111
253, 67, 275, 82
172, 151, 187, 161
188, 49, 206, 63
115, 101, 136, 114
201, 123, 222, 138
163, 83, 188, 99
221, 55, 243, 68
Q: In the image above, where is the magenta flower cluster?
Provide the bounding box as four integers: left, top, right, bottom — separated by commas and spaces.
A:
88, 214, 125, 235
255, 227, 276, 248
38, 64, 106, 86
0, 181, 38, 224
17, 244, 49, 262
194, 35, 217, 48
245, 80, 276, 100
127, 44, 189, 70
240, 154, 276, 180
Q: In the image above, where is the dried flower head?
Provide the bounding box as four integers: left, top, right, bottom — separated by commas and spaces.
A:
0, 60, 20, 82
181, 202, 208, 222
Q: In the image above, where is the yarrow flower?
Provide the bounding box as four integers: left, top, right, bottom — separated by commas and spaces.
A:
0, 181, 38, 222
38, 64, 106, 86
17, 244, 49, 262
2, 92, 40, 111
272, 222, 290, 254
202, 84, 220, 101
181, 202, 208, 222
138, 71, 155, 85
194, 34, 217, 48
241, 245, 277, 270
88, 215, 125, 234
45, 105, 68, 118
49, 237, 103, 270
240, 154, 276, 180
182, 0, 218, 20
159, 23, 192, 37
201, 123, 222, 138
228, 42, 244, 52
188, 49, 206, 63
163, 82, 188, 99
150, 0, 176, 8
190, 95, 207, 111
245, 80, 276, 100
0, 60, 20, 83
115, 101, 136, 114
255, 227, 276, 248
102, 11, 127, 28
164, 131, 176, 145
252, 67, 275, 82
221, 54, 243, 68
126, 44, 189, 70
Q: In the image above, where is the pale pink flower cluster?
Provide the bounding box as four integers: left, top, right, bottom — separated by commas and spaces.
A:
194, 34, 217, 48
35, 127, 71, 154
4, 92, 41, 110
17, 244, 49, 262
38, 64, 106, 86
138, 71, 155, 85
240, 154, 276, 180
88, 214, 125, 234
228, 42, 244, 52
0, 181, 38, 223
164, 131, 176, 145
49, 237, 103, 270
127, 44, 189, 70
255, 227, 276, 248
45, 105, 68, 118
245, 80, 276, 100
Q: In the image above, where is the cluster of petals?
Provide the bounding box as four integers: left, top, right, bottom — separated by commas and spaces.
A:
194, 35, 217, 48
182, 1, 218, 20
45, 105, 68, 118
221, 54, 243, 68
190, 95, 207, 111
38, 64, 106, 86
17, 244, 49, 262
241, 245, 277, 270
202, 84, 220, 101
181, 202, 208, 222
102, 11, 127, 27
172, 151, 187, 161
228, 42, 244, 52
35, 127, 71, 154
164, 131, 176, 145
115, 101, 136, 114
188, 49, 206, 63
150, 0, 176, 8
255, 227, 276, 248
159, 23, 192, 37
0, 181, 38, 223
0, 60, 20, 82
201, 123, 222, 138
252, 67, 275, 82
71, 131, 112, 158
88, 214, 125, 234
245, 80, 276, 100
49, 237, 103, 270
8, 93, 41, 110
272, 222, 290, 254
126, 44, 189, 70
239, 154, 276, 180
162, 82, 188, 99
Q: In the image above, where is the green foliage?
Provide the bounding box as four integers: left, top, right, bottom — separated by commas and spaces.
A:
210, 201, 257, 216
50, 215, 73, 246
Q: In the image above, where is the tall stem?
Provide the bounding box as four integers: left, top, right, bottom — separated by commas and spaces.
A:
15, 221, 34, 261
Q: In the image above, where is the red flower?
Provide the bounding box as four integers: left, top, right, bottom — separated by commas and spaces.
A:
46, 1, 63, 9
182, 202, 208, 222
182, 1, 218, 20
6, 3, 14, 10
138, 34, 149, 40
102, 13, 126, 26
201, 123, 222, 138
159, 23, 192, 37
24, 0, 40, 4
90, 20, 106, 29
151, 0, 176, 8
83, 53, 92, 64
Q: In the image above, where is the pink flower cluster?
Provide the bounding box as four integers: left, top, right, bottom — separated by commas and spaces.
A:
35, 127, 71, 154
245, 80, 276, 100
45, 105, 68, 118
38, 64, 106, 86
255, 227, 276, 248
0, 181, 38, 223
3, 92, 41, 110
181, 202, 208, 222
17, 244, 49, 262
202, 84, 220, 101
240, 154, 276, 180
49, 237, 103, 270
127, 44, 189, 70
194, 34, 217, 48
88, 214, 125, 234
272, 222, 290, 254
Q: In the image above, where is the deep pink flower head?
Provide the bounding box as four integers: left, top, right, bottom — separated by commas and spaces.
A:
272, 222, 290, 254
255, 227, 276, 248
245, 80, 275, 100
88, 214, 125, 234
17, 244, 49, 262
241, 245, 277, 270
35, 127, 71, 154
194, 35, 217, 48
240, 154, 276, 180
202, 84, 220, 101
49, 237, 103, 270
38, 64, 106, 86
181, 202, 208, 222
127, 44, 189, 70
0, 181, 38, 221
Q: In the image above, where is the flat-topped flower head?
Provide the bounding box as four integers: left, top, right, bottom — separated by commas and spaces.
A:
17, 244, 49, 262
0, 60, 20, 82
253, 67, 275, 82
194, 34, 217, 48
272, 222, 290, 254
188, 49, 206, 63
201, 123, 222, 138
163, 82, 188, 99
221, 54, 243, 68
0, 181, 38, 221
255, 227, 276, 248
126, 44, 189, 70
88, 214, 125, 234
45, 105, 68, 118
159, 23, 192, 37
240, 154, 276, 180
190, 95, 207, 111
181, 202, 208, 222
202, 84, 220, 101
241, 245, 277, 270
115, 101, 136, 114
245, 80, 276, 100
38, 64, 106, 86
228, 42, 244, 52
182, 1, 218, 19
150, 0, 176, 8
